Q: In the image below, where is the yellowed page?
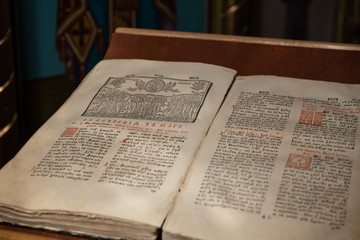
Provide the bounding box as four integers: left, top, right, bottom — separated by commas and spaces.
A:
163, 76, 360, 240
0, 59, 236, 238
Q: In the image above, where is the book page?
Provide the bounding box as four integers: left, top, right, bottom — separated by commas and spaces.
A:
0, 59, 235, 236
163, 76, 360, 240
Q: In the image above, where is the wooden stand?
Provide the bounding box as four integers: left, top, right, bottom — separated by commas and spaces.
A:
1, 28, 360, 240
105, 28, 360, 84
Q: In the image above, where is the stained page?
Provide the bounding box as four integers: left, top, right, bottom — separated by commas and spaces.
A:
0, 59, 235, 238
163, 76, 360, 240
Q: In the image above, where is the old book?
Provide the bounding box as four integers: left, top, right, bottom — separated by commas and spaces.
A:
0, 59, 359, 240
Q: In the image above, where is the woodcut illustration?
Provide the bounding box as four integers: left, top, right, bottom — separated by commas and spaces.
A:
83, 75, 212, 122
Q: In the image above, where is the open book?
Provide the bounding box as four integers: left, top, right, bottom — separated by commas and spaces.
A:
0, 59, 359, 240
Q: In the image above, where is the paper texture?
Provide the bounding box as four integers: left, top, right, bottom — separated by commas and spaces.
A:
0, 59, 235, 237
163, 76, 360, 240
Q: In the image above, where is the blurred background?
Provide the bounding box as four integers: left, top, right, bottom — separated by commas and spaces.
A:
1, 0, 359, 167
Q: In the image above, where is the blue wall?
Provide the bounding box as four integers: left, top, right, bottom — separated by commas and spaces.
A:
17, 0, 207, 81
17, 0, 65, 81
177, 0, 207, 33
17, 0, 108, 81
138, 0, 207, 32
